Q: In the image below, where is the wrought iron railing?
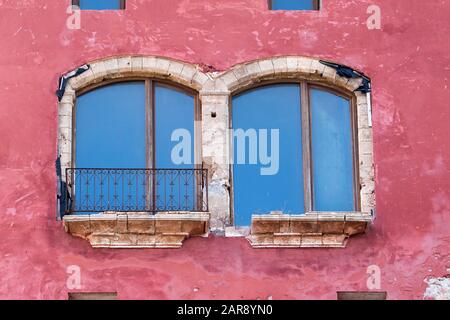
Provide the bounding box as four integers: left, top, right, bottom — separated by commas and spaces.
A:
65, 168, 208, 214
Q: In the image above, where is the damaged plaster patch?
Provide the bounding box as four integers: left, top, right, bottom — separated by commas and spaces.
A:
424, 277, 450, 300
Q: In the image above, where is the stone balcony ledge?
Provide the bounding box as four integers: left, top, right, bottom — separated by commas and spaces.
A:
63, 212, 210, 248
247, 212, 372, 248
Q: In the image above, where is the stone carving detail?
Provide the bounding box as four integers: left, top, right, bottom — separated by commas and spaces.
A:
63, 213, 209, 248
248, 212, 372, 248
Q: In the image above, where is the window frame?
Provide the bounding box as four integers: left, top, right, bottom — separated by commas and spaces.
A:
337, 292, 387, 300
229, 80, 360, 223
68, 292, 118, 300
72, 78, 203, 211
72, 0, 126, 10
268, 0, 320, 11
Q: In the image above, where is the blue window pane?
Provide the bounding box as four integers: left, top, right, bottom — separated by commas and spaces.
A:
310, 88, 355, 211
79, 0, 121, 10
271, 0, 317, 10
76, 82, 146, 168
232, 84, 304, 226
154, 84, 196, 211
75, 82, 146, 212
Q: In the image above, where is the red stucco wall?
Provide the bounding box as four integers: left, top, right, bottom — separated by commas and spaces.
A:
0, 0, 449, 299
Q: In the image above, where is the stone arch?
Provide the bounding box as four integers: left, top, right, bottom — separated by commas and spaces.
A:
211, 56, 374, 217
214, 56, 366, 94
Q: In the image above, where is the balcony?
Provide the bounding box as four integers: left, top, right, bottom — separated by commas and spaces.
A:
62, 168, 210, 248
65, 168, 208, 214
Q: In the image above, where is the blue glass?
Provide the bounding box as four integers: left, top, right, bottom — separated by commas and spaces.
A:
75, 82, 146, 213
310, 89, 355, 211
271, 0, 316, 10
154, 84, 196, 211
79, 0, 121, 10
232, 84, 304, 226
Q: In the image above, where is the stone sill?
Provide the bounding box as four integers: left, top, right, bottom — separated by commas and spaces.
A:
63, 212, 210, 248
248, 212, 372, 248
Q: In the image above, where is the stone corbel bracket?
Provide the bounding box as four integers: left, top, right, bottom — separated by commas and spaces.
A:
63, 213, 210, 248
247, 212, 372, 248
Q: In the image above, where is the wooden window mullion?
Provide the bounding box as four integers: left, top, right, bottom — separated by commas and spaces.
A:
145, 80, 152, 169
313, 0, 320, 10
194, 95, 202, 211
350, 97, 361, 211
300, 82, 313, 212
145, 80, 156, 212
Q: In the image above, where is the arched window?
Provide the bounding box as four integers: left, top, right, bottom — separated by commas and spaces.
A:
70, 80, 204, 214
231, 82, 358, 226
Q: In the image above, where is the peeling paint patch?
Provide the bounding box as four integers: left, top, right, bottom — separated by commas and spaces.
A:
424, 277, 450, 300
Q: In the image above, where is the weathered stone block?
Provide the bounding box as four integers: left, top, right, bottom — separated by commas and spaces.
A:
142, 56, 157, 72
272, 57, 288, 75
317, 221, 345, 234
257, 59, 275, 77
128, 219, 156, 234
310, 59, 326, 75
89, 61, 107, 78
322, 234, 347, 247
116, 215, 128, 233
220, 71, 239, 89
102, 58, 119, 76
155, 220, 182, 234
155, 233, 187, 247
66, 220, 91, 238
155, 57, 171, 74
193, 71, 209, 86
273, 234, 301, 247
301, 235, 323, 247
286, 57, 298, 71
344, 221, 367, 236
233, 66, 251, 83
110, 233, 138, 246
59, 127, 71, 141
245, 61, 261, 78
88, 235, 112, 247
359, 141, 374, 156
90, 217, 117, 234
181, 220, 206, 235
290, 220, 318, 234
251, 219, 280, 234
347, 77, 363, 91
359, 154, 373, 168
322, 66, 337, 82
130, 56, 143, 71
117, 56, 132, 73
180, 65, 197, 82
137, 234, 156, 246
168, 61, 185, 77
279, 220, 290, 233
247, 234, 274, 247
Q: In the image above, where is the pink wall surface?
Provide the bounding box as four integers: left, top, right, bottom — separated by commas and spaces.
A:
0, 0, 449, 299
